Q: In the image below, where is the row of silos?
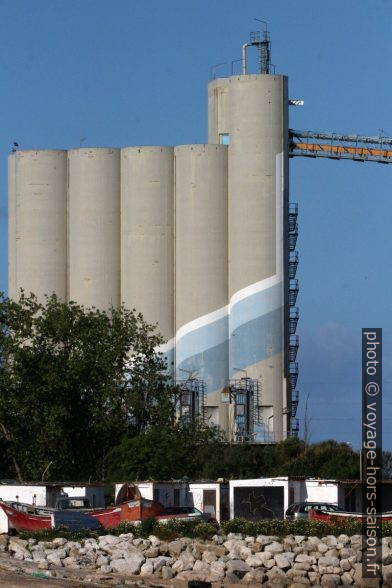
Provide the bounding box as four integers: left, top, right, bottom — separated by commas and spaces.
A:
8, 145, 228, 387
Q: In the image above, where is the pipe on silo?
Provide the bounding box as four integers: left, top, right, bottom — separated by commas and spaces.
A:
67, 148, 121, 310
11, 150, 67, 302
174, 144, 229, 429
121, 147, 174, 367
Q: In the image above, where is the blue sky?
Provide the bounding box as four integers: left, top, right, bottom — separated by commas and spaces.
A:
1, 0, 391, 449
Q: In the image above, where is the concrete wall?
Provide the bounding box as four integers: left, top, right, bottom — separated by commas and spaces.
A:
174, 144, 229, 428
9, 151, 67, 302
68, 148, 121, 309
121, 147, 174, 350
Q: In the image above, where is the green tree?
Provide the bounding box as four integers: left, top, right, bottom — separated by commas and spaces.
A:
107, 419, 222, 481
0, 292, 172, 481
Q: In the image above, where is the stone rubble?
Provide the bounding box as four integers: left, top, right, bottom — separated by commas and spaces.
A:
0, 532, 389, 586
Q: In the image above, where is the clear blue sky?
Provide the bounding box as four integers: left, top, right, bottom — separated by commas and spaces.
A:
1, 0, 391, 450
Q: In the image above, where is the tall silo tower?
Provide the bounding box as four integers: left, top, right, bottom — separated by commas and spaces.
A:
207, 33, 292, 441
8, 150, 68, 302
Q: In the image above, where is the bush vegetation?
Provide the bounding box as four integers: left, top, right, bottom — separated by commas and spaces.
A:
18, 517, 392, 542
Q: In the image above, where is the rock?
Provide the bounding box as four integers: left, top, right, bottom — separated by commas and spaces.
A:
224, 538, 247, 551
243, 569, 267, 583
52, 537, 67, 546
98, 535, 121, 548
383, 549, 392, 565
295, 553, 315, 564
274, 553, 292, 569
294, 536, 306, 544
38, 560, 49, 570
256, 534, 279, 546
8, 538, 30, 560
245, 554, 263, 567
153, 556, 174, 572
210, 560, 226, 581
318, 555, 340, 567
176, 570, 210, 582
144, 547, 159, 558
226, 559, 251, 578
148, 535, 161, 546
317, 542, 329, 554
173, 550, 195, 572
352, 562, 381, 587
193, 559, 211, 574
62, 556, 78, 567
158, 542, 169, 555
265, 557, 276, 570
0, 535, 8, 552
100, 564, 113, 573
212, 534, 224, 544
324, 535, 338, 547
265, 541, 284, 555
325, 548, 339, 558
111, 552, 145, 575
248, 541, 262, 553
133, 538, 143, 546
341, 571, 354, 584
340, 558, 352, 571
168, 540, 185, 557
161, 565, 175, 579
203, 544, 227, 557
140, 561, 154, 576
293, 562, 311, 571
46, 553, 63, 568
96, 554, 110, 566
320, 573, 341, 586
267, 566, 289, 586
228, 532, 243, 540
202, 550, 216, 563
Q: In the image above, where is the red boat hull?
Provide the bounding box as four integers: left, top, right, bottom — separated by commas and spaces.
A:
90, 499, 164, 528
0, 498, 165, 533
309, 509, 392, 523
0, 503, 51, 532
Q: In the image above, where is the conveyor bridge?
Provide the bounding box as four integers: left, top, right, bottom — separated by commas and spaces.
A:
289, 130, 392, 164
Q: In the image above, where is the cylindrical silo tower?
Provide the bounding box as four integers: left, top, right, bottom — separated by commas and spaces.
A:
208, 73, 289, 442
174, 144, 229, 429
68, 148, 121, 309
9, 150, 67, 302
121, 147, 175, 370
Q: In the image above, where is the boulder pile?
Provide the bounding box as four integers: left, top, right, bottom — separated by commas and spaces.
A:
0, 531, 390, 586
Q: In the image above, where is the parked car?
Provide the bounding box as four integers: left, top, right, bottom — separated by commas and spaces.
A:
159, 506, 215, 523
285, 502, 342, 520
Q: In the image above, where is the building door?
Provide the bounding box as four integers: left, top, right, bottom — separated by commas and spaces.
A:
203, 490, 216, 518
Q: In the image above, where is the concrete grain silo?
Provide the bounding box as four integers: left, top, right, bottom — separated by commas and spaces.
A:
208, 72, 290, 442
121, 147, 174, 362
174, 144, 228, 428
8, 32, 297, 443
9, 150, 67, 302
67, 148, 121, 310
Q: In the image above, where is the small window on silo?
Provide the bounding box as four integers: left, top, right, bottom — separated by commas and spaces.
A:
219, 133, 230, 145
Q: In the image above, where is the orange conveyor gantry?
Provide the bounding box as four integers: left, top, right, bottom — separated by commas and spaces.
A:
289, 130, 392, 164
